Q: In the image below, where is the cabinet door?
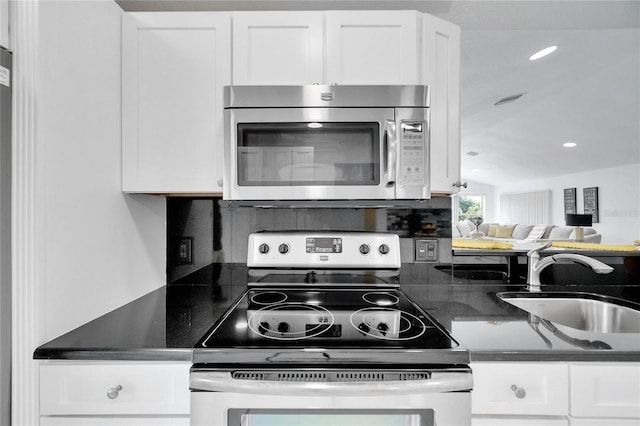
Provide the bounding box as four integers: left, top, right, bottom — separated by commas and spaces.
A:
569, 419, 640, 426
40, 362, 190, 415
326, 11, 421, 85
472, 362, 569, 416
41, 417, 189, 426
232, 12, 324, 85
423, 13, 461, 194
570, 363, 640, 419
473, 417, 568, 426
122, 12, 230, 193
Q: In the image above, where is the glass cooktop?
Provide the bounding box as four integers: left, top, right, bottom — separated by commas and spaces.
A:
193, 287, 467, 365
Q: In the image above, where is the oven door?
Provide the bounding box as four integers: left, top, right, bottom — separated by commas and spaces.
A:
190, 368, 472, 426
224, 107, 399, 201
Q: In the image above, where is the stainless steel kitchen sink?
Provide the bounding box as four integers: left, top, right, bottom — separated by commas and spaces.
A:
498, 292, 640, 333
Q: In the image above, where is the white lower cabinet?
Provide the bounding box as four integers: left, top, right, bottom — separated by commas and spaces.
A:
472, 362, 640, 426
569, 420, 640, 426
39, 361, 190, 425
569, 363, 640, 422
472, 362, 569, 416
473, 417, 568, 426
41, 417, 189, 426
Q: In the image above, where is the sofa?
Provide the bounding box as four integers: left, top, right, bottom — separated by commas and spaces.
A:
453, 220, 602, 244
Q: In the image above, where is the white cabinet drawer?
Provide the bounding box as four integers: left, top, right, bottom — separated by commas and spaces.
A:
40, 362, 190, 415
41, 416, 189, 426
570, 363, 640, 419
570, 419, 640, 426
472, 362, 569, 416
473, 416, 568, 426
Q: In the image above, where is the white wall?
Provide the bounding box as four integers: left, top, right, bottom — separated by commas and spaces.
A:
495, 163, 640, 244
39, 1, 165, 340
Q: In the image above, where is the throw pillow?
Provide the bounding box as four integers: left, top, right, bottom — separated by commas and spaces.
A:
512, 224, 534, 240
495, 225, 516, 238
542, 225, 555, 239
487, 224, 498, 237
548, 226, 573, 239
525, 224, 547, 240
457, 221, 472, 237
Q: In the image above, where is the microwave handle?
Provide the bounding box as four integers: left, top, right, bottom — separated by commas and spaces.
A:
384, 120, 397, 186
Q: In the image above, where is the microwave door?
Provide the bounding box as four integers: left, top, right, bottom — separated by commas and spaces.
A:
224, 108, 397, 200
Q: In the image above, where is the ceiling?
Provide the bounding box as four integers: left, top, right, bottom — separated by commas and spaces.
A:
116, 0, 640, 187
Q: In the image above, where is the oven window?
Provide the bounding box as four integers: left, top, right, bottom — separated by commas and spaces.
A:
236, 122, 380, 186
228, 409, 434, 426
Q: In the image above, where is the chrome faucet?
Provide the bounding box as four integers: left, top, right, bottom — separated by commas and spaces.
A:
526, 242, 614, 291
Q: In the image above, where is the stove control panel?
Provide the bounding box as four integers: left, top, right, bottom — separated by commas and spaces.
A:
247, 232, 401, 268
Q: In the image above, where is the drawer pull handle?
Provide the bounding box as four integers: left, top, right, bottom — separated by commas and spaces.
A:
510, 384, 526, 399
107, 385, 123, 400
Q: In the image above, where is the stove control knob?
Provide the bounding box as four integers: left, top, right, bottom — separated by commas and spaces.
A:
278, 244, 290, 254
258, 243, 270, 254
378, 244, 390, 255
377, 322, 390, 336
277, 322, 290, 333
259, 322, 270, 334
359, 244, 370, 255
357, 323, 370, 334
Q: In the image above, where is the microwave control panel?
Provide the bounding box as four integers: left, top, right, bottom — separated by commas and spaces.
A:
399, 121, 426, 186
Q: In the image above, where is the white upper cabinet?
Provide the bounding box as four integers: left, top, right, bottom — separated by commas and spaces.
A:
121, 10, 460, 196
325, 11, 421, 85
122, 12, 231, 193
422, 13, 461, 194
232, 12, 324, 85
232, 10, 421, 86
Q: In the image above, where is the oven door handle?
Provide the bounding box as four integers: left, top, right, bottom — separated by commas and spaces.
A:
384, 119, 397, 187
190, 371, 472, 396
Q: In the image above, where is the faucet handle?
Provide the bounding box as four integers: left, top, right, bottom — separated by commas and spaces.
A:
527, 241, 551, 257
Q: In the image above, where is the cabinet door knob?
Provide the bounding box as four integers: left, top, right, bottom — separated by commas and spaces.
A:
452, 180, 468, 188
107, 385, 123, 400
510, 384, 526, 399
217, 179, 223, 187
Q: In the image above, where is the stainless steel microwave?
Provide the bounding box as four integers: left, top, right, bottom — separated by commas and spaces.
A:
223, 85, 430, 201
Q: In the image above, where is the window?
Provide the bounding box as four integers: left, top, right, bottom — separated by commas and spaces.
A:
455, 195, 485, 223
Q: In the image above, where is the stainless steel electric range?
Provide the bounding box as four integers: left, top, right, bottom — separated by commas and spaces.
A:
191, 231, 472, 426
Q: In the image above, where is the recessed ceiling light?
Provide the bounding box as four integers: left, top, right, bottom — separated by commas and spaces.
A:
472, 169, 480, 173
563, 142, 577, 148
529, 45, 558, 61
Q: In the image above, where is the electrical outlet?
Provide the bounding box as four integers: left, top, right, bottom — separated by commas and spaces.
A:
177, 237, 193, 265
415, 239, 438, 262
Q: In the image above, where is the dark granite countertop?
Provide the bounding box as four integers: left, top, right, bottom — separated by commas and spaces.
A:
34, 263, 640, 362
34, 264, 249, 361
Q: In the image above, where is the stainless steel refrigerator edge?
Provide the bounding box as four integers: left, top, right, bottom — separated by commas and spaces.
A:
0, 46, 11, 426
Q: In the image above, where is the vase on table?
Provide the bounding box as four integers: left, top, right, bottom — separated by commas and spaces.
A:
469, 216, 485, 239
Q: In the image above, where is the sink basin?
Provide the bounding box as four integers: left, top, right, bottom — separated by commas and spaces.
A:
498, 292, 640, 333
